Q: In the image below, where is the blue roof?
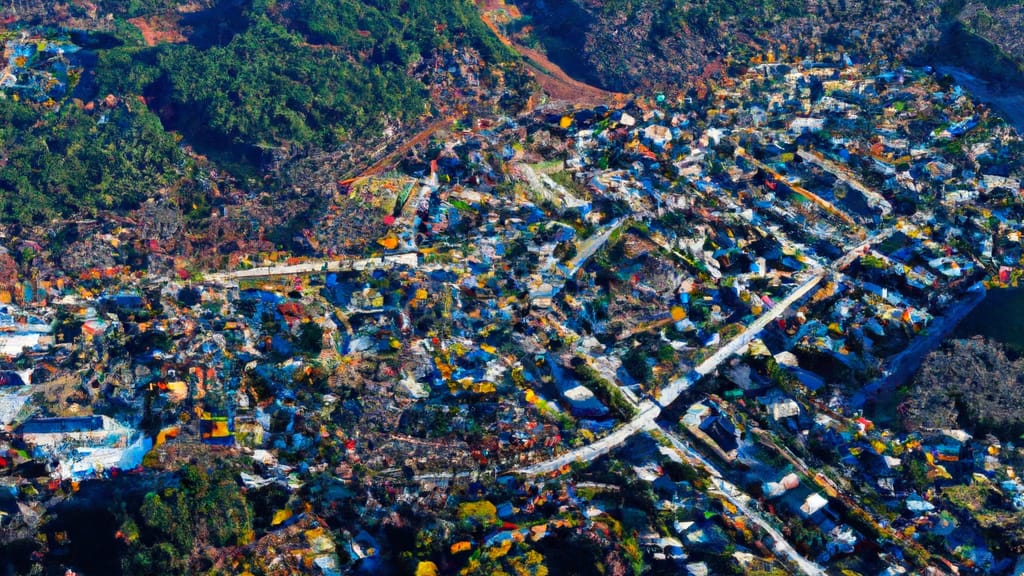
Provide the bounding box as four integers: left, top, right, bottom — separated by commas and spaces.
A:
21, 416, 103, 434
0, 371, 25, 387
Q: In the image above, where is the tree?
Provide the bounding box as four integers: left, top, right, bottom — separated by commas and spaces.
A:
622, 348, 652, 385
297, 321, 324, 355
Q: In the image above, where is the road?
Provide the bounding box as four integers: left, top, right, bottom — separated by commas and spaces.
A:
341, 116, 455, 184
516, 271, 825, 475
205, 252, 420, 283
850, 280, 987, 408
831, 227, 898, 271
516, 402, 662, 475
797, 149, 892, 217
657, 272, 825, 407
657, 427, 828, 576
530, 219, 625, 301
567, 220, 624, 276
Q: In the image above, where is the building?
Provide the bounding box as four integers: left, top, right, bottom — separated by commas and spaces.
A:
19, 416, 131, 448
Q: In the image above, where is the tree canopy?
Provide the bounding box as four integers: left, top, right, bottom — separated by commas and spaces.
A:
0, 98, 182, 223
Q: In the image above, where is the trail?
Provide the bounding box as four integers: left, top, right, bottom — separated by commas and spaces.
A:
342, 116, 454, 184
128, 15, 187, 47
205, 252, 419, 283
657, 427, 828, 576
477, 2, 628, 106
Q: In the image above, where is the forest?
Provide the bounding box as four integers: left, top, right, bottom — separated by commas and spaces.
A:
96, 0, 511, 158
0, 98, 183, 223
0, 0, 511, 223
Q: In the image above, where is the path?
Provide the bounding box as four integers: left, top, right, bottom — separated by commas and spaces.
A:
530, 219, 625, 301
797, 149, 892, 217
736, 149, 858, 228
477, 2, 628, 106
341, 116, 454, 184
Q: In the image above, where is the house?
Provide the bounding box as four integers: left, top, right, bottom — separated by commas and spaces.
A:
686, 562, 710, 576
199, 415, 235, 446
801, 493, 828, 516
699, 414, 739, 456
18, 415, 148, 479
763, 472, 800, 498
767, 398, 800, 422
19, 416, 130, 448
789, 117, 825, 133
0, 393, 30, 426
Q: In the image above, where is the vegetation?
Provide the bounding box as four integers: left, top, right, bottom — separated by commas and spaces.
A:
621, 346, 653, 386
571, 358, 638, 419
0, 0, 515, 222
97, 15, 428, 159
905, 338, 1024, 439
660, 0, 804, 36
44, 463, 256, 576
0, 98, 183, 223
95, 0, 511, 165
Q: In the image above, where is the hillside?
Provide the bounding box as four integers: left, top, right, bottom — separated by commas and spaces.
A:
904, 338, 1024, 440
0, 0, 527, 224
93, 0, 515, 163
517, 0, 944, 93
930, 1, 1024, 87
514, 0, 1022, 95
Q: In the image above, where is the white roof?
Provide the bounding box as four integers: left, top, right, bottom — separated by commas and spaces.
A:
801, 493, 829, 516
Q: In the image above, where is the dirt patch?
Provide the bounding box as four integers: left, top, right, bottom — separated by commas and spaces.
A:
517, 43, 630, 105
128, 15, 187, 47
343, 115, 455, 183
477, 1, 628, 106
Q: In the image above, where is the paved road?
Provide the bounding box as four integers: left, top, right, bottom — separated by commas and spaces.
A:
205, 252, 420, 283
516, 271, 825, 475
517, 402, 662, 475
657, 427, 828, 576
657, 272, 825, 407
531, 219, 625, 301
851, 280, 987, 408
831, 227, 897, 271
567, 220, 624, 276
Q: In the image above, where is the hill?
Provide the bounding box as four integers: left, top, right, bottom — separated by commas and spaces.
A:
517, 0, 943, 93
516, 0, 1024, 98
0, 0, 526, 223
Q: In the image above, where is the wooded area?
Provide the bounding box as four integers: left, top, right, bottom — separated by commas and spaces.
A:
0, 0, 513, 223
